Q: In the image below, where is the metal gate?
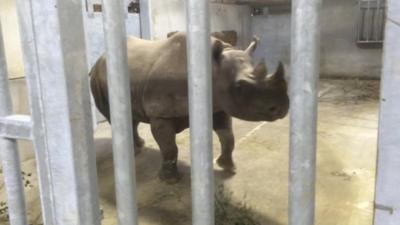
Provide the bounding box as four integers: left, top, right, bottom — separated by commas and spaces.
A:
0, 0, 399, 225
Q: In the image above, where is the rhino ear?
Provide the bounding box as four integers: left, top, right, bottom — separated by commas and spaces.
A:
245, 36, 260, 55
253, 60, 268, 80
212, 39, 224, 61
272, 62, 285, 80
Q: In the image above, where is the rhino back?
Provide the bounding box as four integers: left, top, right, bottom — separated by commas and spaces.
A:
128, 34, 190, 119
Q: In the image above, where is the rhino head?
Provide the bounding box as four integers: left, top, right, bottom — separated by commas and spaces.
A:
212, 37, 289, 122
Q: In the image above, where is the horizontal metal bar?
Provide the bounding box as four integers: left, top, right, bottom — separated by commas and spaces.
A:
102, 0, 138, 224
356, 40, 384, 43
0, 18, 29, 225
0, 115, 32, 140
186, 1, 215, 225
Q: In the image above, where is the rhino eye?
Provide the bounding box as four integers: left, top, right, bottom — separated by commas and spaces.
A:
269, 106, 277, 113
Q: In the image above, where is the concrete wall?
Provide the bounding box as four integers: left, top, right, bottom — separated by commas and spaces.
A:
1, 0, 383, 118
83, 0, 141, 67
150, 0, 252, 48
252, 0, 383, 78
0, 0, 24, 78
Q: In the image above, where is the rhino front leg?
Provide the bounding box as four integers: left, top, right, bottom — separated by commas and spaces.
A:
213, 112, 236, 171
150, 119, 181, 184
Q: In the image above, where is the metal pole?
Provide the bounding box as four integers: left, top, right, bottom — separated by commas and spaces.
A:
102, 0, 138, 224
374, 0, 400, 224
289, 0, 321, 225
15, 0, 55, 222
15, 0, 101, 224
186, 1, 214, 225
0, 19, 28, 225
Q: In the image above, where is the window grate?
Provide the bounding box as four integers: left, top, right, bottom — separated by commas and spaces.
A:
356, 0, 386, 48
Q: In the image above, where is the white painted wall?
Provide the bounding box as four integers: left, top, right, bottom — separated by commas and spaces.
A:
0, 0, 24, 78
252, 0, 383, 78
83, 0, 141, 68
150, 0, 252, 48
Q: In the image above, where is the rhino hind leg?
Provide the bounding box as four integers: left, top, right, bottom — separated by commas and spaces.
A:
150, 118, 181, 184
213, 112, 236, 172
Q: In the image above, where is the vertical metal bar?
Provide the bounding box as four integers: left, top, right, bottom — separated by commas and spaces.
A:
0, 19, 28, 225
15, 0, 101, 224
80, 0, 99, 131
371, 7, 376, 40
289, 0, 321, 225
57, 1, 101, 224
186, 1, 214, 225
139, 0, 153, 39
361, 4, 367, 41
357, 0, 363, 41
375, 0, 382, 41
380, 2, 386, 40
366, 0, 371, 41
102, 0, 138, 224
374, 0, 400, 224
15, 0, 55, 223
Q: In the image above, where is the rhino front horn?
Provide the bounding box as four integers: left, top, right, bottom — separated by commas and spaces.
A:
273, 62, 285, 80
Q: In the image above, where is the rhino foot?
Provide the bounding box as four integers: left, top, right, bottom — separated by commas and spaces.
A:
216, 156, 236, 172
158, 160, 181, 184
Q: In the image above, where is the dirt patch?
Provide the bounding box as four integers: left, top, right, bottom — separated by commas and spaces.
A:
215, 185, 262, 225
319, 79, 380, 104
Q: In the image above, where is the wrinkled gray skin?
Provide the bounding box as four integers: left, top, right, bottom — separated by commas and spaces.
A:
90, 32, 289, 183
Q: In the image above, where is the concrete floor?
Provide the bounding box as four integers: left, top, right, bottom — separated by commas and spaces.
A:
0, 79, 379, 225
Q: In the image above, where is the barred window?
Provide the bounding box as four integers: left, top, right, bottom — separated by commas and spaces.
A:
356, 0, 386, 48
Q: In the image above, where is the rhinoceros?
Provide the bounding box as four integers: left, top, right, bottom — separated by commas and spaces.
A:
90, 32, 289, 183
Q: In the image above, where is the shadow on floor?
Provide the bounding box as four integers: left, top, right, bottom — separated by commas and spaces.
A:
95, 137, 282, 225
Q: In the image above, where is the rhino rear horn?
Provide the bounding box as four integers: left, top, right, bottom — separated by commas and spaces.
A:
253, 60, 268, 80
245, 35, 260, 55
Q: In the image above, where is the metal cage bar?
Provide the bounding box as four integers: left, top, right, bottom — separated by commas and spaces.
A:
374, 0, 400, 224
102, 0, 139, 224
289, 0, 321, 225
186, 1, 215, 225
0, 19, 29, 225
0, 115, 32, 140
15, 0, 101, 224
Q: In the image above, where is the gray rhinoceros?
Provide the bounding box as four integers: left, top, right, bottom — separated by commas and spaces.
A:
90, 32, 289, 183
